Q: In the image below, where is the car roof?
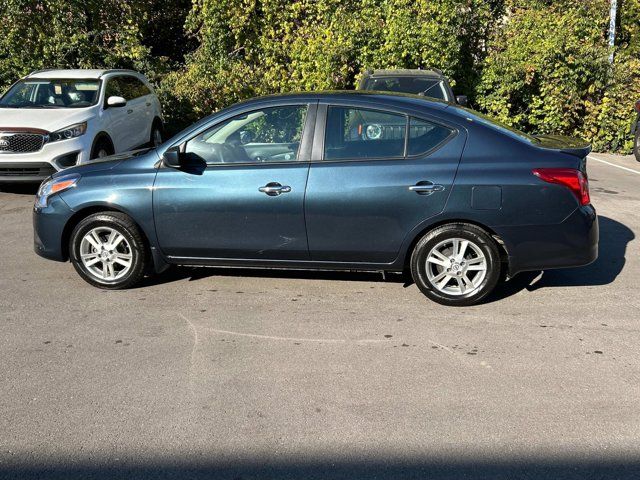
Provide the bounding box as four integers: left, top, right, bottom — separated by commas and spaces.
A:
363, 69, 445, 78
236, 90, 452, 111
26, 69, 142, 80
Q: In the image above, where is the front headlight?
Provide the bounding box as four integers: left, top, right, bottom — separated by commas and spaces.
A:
35, 173, 80, 208
48, 122, 87, 143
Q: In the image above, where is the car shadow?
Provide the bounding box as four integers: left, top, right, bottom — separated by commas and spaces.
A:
2, 456, 640, 480
488, 215, 634, 302
140, 264, 408, 288
0, 183, 39, 195
145, 215, 633, 302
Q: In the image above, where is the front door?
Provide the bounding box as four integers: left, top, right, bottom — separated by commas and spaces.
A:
153, 103, 315, 260
305, 104, 464, 264
102, 76, 134, 152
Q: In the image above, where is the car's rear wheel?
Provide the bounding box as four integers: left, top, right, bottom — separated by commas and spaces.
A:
91, 137, 114, 160
634, 128, 640, 162
69, 212, 148, 289
410, 223, 501, 306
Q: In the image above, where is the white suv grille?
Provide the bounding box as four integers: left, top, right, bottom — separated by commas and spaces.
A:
0, 132, 46, 154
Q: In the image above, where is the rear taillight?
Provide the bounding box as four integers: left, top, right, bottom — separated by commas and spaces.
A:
635, 100, 640, 113
532, 168, 590, 206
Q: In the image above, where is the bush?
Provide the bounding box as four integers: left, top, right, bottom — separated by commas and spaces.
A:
160, 0, 501, 134
478, 0, 639, 153
1, 0, 638, 152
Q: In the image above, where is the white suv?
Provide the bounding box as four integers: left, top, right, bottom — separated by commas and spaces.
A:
0, 69, 163, 182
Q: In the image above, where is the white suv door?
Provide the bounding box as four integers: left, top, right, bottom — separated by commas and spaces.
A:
119, 76, 153, 148
103, 76, 136, 152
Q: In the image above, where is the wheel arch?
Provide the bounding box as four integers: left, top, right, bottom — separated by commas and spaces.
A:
60, 205, 156, 264
91, 132, 115, 157
400, 218, 510, 271
152, 116, 163, 129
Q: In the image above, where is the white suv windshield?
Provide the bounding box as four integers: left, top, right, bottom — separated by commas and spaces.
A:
0, 79, 101, 109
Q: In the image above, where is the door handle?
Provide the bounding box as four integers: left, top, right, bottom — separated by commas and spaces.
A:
127, 109, 134, 114
146, 102, 151, 107
409, 182, 445, 195
259, 182, 291, 196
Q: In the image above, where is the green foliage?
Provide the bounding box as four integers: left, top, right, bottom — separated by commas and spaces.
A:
0, 1, 146, 91
477, 0, 640, 153
0, 0, 638, 152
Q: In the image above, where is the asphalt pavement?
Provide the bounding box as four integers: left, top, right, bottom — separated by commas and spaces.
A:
0, 153, 639, 479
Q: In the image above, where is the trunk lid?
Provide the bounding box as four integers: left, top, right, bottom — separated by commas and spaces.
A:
533, 134, 591, 159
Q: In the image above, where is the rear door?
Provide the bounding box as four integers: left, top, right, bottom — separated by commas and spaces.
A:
304, 103, 465, 263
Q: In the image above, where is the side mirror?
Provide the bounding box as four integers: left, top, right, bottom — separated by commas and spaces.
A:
162, 146, 183, 168
106, 96, 127, 108
455, 95, 468, 107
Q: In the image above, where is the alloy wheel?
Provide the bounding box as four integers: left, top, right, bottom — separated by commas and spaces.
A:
79, 227, 133, 281
425, 237, 487, 296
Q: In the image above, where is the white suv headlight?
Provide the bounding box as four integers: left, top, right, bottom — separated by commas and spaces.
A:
48, 122, 87, 143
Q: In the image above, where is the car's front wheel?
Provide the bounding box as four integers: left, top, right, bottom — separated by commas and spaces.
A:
69, 212, 148, 289
410, 223, 501, 306
91, 137, 114, 160
150, 122, 163, 148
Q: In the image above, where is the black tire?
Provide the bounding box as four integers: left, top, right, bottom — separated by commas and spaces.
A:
69, 212, 149, 289
410, 223, 501, 307
150, 121, 163, 148
90, 137, 114, 160
634, 128, 640, 163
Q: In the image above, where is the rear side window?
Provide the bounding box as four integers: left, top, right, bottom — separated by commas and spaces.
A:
407, 117, 454, 156
324, 106, 406, 160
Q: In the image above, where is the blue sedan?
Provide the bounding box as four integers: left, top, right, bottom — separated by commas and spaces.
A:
33, 92, 598, 306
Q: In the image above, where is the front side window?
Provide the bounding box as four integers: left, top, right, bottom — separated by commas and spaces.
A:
0, 79, 101, 108
324, 106, 406, 160
104, 77, 125, 99
185, 105, 308, 164
122, 77, 151, 99
105, 77, 150, 101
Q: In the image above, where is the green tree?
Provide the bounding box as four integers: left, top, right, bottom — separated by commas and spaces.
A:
478, 0, 640, 152
0, 0, 153, 91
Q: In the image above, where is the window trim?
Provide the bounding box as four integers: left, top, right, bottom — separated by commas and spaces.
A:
179, 103, 317, 167
315, 103, 458, 163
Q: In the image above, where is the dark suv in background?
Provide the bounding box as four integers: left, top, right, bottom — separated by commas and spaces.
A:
358, 69, 468, 106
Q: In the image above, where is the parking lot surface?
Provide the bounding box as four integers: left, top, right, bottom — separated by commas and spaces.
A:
1, 153, 639, 479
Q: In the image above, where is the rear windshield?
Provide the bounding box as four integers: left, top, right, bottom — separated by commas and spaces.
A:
362, 76, 449, 100
0, 79, 101, 109
459, 107, 539, 144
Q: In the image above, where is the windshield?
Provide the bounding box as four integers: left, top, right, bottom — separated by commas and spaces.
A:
0, 79, 101, 108
362, 76, 449, 100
